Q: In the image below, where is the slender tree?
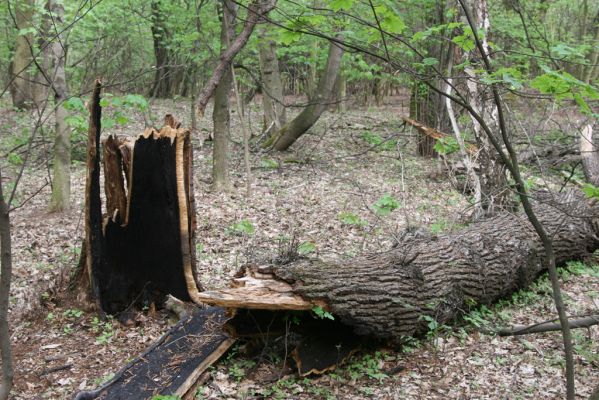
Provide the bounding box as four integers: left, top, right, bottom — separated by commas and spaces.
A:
47, 0, 70, 212
211, 0, 237, 192
8, 0, 36, 109
258, 23, 286, 134
0, 165, 13, 400
264, 35, 344, 151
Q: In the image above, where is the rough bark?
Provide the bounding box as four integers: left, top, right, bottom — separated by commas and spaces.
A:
9, 0, 36, 109
461, 0, 512, 214
47, 0, 70, 212
150, 0, 175, 98
264, 36, 344, 151
195, 0, 277, 117
197, 192, 599, 340
0, 166, 14, 400
211, 0, 237, 192
258, 24, 286, 132
580, 124, 599, 186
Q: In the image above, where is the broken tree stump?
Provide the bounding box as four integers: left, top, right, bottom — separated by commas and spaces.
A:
77, 80, 201, 314
197, 191, 599, 340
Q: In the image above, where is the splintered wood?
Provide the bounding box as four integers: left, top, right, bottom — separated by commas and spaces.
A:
402, 116, 478, 154
78, 83, 202, 314
196, 265, 313, 310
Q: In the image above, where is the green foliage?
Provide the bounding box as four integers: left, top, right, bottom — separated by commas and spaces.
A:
338, 211, 367, 226
361, 131, 397, 151
372, 194, 400, 216
433, 136, 459, 155
151, 396, 181, 400
298, 241, 316, 255
63, 308, 83, 319
581, 183, 599, 200
312, 305, 334, 320
346, 352, 388, 382
226, 219, 255, 236
260, 158, 279, 169
91, 316, 115, 345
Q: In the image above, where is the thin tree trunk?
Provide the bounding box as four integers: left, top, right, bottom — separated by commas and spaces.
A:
336, 71, 347, 113
9, 0, 35, 109
461, 0, 511, 214
150, 0, 173, 98
47, 0, 70, 212
211, 0, 237, 192
258, 24, 286, 132
264, 36, 344, 151
580, 125, 599, 186
0, 165, 14, 400
195, 0, 277, 118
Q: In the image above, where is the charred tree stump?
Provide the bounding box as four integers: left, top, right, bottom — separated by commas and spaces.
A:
77, 81, 201, 314
197, 191, 599, 340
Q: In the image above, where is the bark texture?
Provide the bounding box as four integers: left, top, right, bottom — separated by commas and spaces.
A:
9, 0, 36, 109
211, 0, 237, 192
47, 0, 70, 212
258, 24, 286, 132
580, 125, 599, 186
195, 0, 277, 117
265, 36, 344, 151
199, 192, 599, 340
461, 0, 511, 214
0, 166, 14, 400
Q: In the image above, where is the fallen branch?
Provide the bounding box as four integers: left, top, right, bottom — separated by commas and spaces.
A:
495, 314, 599, 337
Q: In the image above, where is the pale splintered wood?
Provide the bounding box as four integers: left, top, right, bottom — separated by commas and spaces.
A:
196, 267, 313, 310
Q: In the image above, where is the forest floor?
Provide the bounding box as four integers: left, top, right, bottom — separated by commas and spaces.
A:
1, 94, 598, 399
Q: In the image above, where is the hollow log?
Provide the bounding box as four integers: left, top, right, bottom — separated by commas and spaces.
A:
197, 191, 599, 340
77, 81, 201, 314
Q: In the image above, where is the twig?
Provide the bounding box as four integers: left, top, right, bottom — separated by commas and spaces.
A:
38, 363, 72, 377
493, 314, 599, 337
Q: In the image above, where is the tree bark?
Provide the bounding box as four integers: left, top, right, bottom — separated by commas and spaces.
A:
197, 192, 599, 340
211, 0, 237, 192
76, 82, 201, 314
580, 125, 599, 186
47, 0, 70, 212
264, 36, 344, 151
0, 166, 14, 400
195, 0, 277, 117
461, 0, 512, 214
258, 24, 286, 132
9, 0, 36, 109
150, 0, 175, 98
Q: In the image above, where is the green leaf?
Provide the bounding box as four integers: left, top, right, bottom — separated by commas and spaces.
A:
338, 212, 367, 226
422, 57, 438, 66
329, 0, 353, 12
227, 219, 255, 235
279, 29, 302, 45
452, 32, 475, 52
582, 184, 599, 200
298, 241, 316, 255
312, 306, 334, 320
64, 97, 86, 112
102, 118, 115, 129
433, 136, 459, 155
372, 194, 400, 216
99, 98, 111, 107
260, 158, 279, 169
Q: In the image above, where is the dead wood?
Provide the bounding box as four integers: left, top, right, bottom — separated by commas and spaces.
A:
74, 307, 233, 400
76, 81, 201, 314
495, 314, 599, 336
197, 191, 599, 341
402, 117, 477, 154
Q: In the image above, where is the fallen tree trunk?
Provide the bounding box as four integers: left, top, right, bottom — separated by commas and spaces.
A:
197, 191, 599, 340
76, 81, 202, 315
